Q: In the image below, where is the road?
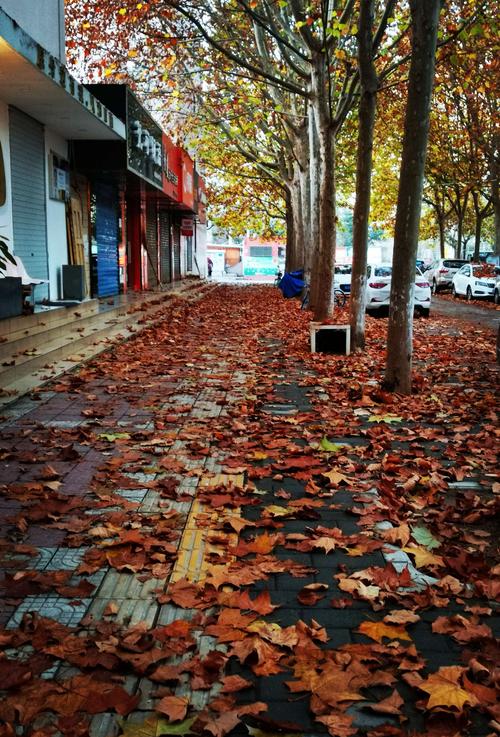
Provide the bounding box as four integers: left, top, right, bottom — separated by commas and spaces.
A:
431, 295, 499, 333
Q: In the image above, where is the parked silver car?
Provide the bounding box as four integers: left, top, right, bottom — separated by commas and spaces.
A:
423, 258, 468, 293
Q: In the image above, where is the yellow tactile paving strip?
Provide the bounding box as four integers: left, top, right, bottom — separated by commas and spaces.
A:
170, 473, 244, 583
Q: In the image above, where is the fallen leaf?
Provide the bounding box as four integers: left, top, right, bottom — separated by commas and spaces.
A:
157, 696, 189, 722
411, 525, 441, 550
315, 713, 356, 736
357, 621, 412, 643
419, 666, 479, 711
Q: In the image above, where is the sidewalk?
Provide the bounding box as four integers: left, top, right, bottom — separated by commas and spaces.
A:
0, 285, 498, 737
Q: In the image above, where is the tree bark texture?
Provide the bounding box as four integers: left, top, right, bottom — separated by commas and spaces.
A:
350, 0, 377, 351
438, 214, 445, 258
285, 188, 295, 271
384, 0, 441, 394
472, 190, 482, 261
307, 103, 320, 287
492, 135, 500, 255
309, 54, 336, 322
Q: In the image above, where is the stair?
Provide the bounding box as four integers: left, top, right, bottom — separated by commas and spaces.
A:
0, 279, 214, 407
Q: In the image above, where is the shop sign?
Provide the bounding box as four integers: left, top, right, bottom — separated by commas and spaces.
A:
162, 134, 180, 200
48, 151, 70, 202
181, 217, 194, 236
197, 175, 207, 225
181, 151, 195, 210
126, 92, 163, 189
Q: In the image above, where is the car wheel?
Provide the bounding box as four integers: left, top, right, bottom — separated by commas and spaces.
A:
432, 280, 438, 294
495, 289, 500, 305
466, 286, 473, 301
421, 308, 430, 318
452, 286, 458, 298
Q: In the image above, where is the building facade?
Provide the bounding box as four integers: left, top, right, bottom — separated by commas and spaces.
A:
0, 4, 207, 317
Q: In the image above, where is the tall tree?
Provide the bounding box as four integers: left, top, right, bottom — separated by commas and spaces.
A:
384, 0, 442, 394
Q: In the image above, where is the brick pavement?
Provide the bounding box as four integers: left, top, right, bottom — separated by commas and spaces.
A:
0, 286, 498, 737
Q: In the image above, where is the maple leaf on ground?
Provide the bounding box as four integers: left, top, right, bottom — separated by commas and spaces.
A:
231, 636, 285, 676
201, 710, 241, 737
337, 577, 380, 601
232, 532, 282, 556
119, 716, 196, 737
220, 675, 253, 693
431, 615, 492, 643
418, 666, 479, 711
297, 583, 329, 606
384, 610, 420, 625
411, 525, 440, 550
402, 544, 444, 569
381, 523, 411, 547
312, 536, 337, 554
357, 621, 412, 643
231, 589, 280, 615
247, 621, 299, 649
368, 689, 404, 715
315, 713, 357, 736
157, 696, 189, 722
462, 674, 498, 705
322, 468, 353, 486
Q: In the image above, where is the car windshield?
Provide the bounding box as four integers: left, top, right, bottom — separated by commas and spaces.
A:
374, 266, 392, 277
443, 260, 467, 268
335, 265, 351, 274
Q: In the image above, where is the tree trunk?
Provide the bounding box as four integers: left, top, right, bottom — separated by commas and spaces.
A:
384, 0, 441, 394
289, 167, 305, 270
453, 188, 469, 259
472, 190, 482, 261
350, 0, 377, 351
309, 55, 336, 322
438, 213, 445, 258
285, 188, 295, 271
307, 103, 319, 288
492, 136, 500, 255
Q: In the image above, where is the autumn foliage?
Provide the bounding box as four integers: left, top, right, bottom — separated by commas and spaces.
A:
0, 286, 498, 736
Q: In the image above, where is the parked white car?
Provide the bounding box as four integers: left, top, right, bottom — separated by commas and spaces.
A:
334, 264, 352, 294
423, 258, 468, 293
366, 264, 431, 316
452, 263, 496, 300
494, 270, 500, 305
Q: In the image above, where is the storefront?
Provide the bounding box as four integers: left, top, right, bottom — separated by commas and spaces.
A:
0, 7, 125, 304
76, 85, 175, 293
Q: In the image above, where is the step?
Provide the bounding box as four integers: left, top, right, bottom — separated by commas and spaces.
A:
0, 299, 99, 345
0, 294, 175, 384
0, 283, 199, 363
0, 281, 215, 405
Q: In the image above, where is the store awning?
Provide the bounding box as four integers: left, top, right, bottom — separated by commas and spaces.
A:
0, 10, 125, 141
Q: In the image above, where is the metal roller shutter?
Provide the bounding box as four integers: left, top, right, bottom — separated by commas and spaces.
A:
159, 210, 172, 284
94, 181, 119, 297
172, 223, 181, 281
146, 200, 159, 288
186, 236, 193, 273
9, 108, 48, 300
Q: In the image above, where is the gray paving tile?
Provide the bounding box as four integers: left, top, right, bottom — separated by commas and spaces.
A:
45, 547, 87, 570
88, 597, 159, 626
96, 570, 165, 599
7, 595, 91, 628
